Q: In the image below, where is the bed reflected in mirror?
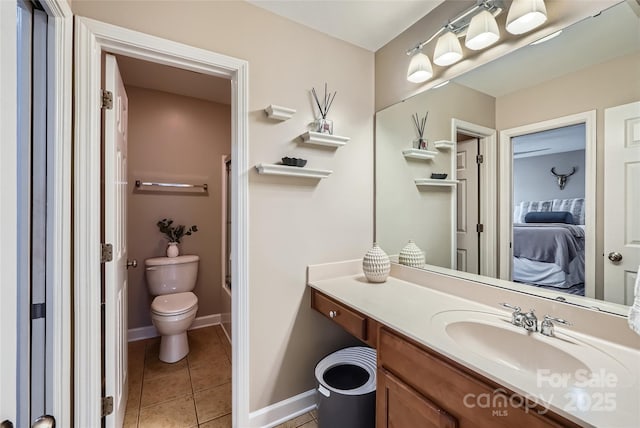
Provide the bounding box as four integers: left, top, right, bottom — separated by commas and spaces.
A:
510, 125, 586, 297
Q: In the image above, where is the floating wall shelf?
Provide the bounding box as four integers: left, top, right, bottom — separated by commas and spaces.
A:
402, 149, 437, 160
414, 178, 459, 187
265, 105, 296, 121
300, 131, 350, 148
255, 163, 332, 179
434, 140, 455, 150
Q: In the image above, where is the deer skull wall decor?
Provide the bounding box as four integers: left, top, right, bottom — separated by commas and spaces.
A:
551, 167, 576, 190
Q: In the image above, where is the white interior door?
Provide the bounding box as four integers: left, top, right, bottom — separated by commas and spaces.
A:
604, 101, 640, 304
456, 139, 480, 274
104, 53, 129, 428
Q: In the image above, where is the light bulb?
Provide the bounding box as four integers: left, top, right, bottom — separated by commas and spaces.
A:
433, 31, 463, 66
407, 52, 433, 83
465, 10, 500, 51
506, 0, 547, 35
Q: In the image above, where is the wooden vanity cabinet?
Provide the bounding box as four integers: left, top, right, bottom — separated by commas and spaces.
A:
310, 288, 580, 428
377, 327, 580, 428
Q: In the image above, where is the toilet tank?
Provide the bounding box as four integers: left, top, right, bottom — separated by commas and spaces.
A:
145, 255, 199, 296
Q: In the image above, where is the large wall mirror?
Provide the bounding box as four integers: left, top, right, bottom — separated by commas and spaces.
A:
375, 0, 640, 315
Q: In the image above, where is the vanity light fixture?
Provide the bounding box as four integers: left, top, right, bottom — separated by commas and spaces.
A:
506, 0, 547, 35
406, 0, 547, 83
407, 51, 433, 83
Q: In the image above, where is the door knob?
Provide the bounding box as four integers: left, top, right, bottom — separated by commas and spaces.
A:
32, 415, 55, 428
127, 259, 138, 269
608, 252, 623, 262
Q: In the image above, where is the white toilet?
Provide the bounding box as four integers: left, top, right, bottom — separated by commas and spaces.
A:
144, 255, 199, 363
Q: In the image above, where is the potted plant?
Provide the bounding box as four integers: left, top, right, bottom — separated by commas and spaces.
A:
157, 218, 198, 257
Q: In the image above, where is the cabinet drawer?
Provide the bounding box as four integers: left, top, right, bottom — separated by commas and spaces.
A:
378, 327, 578, 428
311, 289, 367, 341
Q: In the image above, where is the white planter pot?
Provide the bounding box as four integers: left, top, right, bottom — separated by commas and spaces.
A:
166, 242, 179, 258
399, 240, 425, 268
362, 243, 391, 283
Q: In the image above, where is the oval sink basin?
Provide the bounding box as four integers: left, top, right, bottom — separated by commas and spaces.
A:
445, 320, 590, 376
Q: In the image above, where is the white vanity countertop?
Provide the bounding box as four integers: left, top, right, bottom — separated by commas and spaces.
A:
307, 261, 640, 428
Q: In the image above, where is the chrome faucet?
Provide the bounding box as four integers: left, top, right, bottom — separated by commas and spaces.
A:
540, 315, 571, 337
522, 309, 538, 332
500, 303, 537, 332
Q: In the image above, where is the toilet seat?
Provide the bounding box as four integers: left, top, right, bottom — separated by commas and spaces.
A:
151, 292, 198, 316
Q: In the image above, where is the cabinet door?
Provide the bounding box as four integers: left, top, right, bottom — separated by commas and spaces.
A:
377, 368, 457, 428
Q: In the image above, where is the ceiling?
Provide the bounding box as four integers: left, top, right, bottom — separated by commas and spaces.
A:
512, 124, 585, 159
247, 0, 445, 51
115, 55, 231, 105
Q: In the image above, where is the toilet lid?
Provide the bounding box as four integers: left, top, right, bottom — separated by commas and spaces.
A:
151, 292, 198, 316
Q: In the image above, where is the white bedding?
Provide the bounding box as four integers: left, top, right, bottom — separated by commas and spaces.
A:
513, 254, 584, 288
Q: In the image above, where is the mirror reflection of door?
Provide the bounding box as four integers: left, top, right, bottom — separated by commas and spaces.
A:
510, 124, 586, 296
456, 136, 481, 274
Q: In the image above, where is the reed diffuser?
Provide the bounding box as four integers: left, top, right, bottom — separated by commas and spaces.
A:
412, 111, 429, 150
311, 83, 337, 134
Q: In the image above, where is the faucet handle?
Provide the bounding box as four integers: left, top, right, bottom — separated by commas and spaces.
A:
500, 302, 521, 313
541, 315, 572, 337
500, 303, 524, 327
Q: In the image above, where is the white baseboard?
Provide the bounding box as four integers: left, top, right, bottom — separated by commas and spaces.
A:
128, 313, 222, 342
248, 389, 317, 428
191, 313, 221, 330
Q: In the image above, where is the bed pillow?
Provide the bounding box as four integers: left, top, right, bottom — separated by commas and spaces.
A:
552, 198, 585, 225
524, 211, 574, 224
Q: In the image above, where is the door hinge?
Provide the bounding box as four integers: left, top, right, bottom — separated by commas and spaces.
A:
101, 243, 113, 263
101, 89, 113, 110
476, 224, 484, 233
101, 396, 114, 417
31, 303, 46, 320
476, 154, 484, 164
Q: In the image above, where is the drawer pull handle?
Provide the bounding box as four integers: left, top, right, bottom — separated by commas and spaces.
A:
329, 310, 338, 318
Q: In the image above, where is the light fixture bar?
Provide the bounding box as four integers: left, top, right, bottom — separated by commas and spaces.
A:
406, 0, 504, 55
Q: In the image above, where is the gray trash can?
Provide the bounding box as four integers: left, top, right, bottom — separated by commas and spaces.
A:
314, 346, 376, 428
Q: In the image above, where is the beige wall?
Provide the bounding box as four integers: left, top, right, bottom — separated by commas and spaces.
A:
376, 82, 495, 266
72, 0, 373, 411
496, 52, 640, 298
375, 0, 619, 110
126, 86, 231, 329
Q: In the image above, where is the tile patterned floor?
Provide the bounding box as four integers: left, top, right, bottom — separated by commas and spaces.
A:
125, 325, 317, 428
125, 325, 232, 428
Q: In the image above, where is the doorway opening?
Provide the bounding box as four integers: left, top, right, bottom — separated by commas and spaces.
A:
74, 18, 249, 427
510, 124, 587, 296
451, 119, 498, 277
102, 53, 234, 426
499, 111, 596, 299
455, 133, 481, 274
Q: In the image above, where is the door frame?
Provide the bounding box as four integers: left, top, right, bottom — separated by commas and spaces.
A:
451, 119, 498, 277
498, 111, 596, 298
73, 17, 250, 427
0, 0, 72, 425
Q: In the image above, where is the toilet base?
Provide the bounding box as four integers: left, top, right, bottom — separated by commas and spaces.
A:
159, 331, 189, 363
